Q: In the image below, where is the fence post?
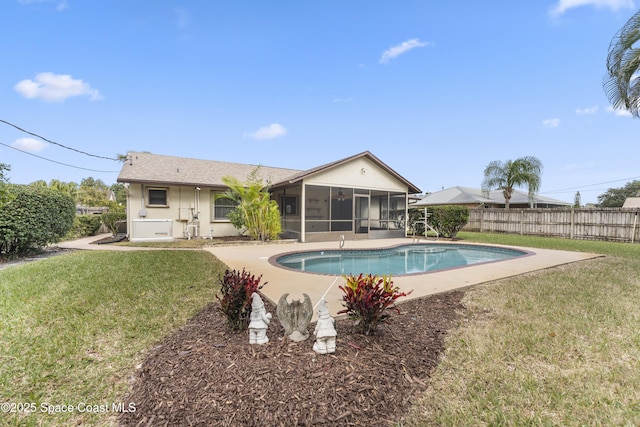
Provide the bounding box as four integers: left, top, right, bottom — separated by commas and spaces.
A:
570, 208, 574, 240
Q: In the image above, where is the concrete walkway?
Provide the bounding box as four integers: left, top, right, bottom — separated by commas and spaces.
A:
205, 239, 602, 317
57, 234, 168, 251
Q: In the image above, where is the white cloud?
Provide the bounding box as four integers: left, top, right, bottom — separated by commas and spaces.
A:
246, 123, 287, 140
542, 118, 561, 128
12, 137, 48, 152
606, 105, 633, 116
549, 0, 635, 17
576, 105, 598, 114
14, 72, 102, 102
380, 38, 430, 64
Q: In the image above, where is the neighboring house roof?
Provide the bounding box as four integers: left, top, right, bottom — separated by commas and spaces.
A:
271, 151, 421, 194
118, 151, 422, 194
622, 197, 640, 208
117, 152, 302, 188
411, 186, 571, 207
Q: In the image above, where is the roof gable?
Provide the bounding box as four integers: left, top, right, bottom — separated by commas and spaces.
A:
272, 151, 421, 193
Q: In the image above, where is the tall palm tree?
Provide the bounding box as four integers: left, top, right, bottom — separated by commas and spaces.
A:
604, 9, 640, 117
481, 156, 543, 209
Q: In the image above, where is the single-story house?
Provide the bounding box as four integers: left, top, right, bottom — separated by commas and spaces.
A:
410, 186, 571, 209
117, 151, 421, 243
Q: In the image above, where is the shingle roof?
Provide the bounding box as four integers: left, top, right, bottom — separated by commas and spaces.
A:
117, 152, 302, 188
118, 151, 422, 194
412, 186, 571, 207
622, 197, 640, 208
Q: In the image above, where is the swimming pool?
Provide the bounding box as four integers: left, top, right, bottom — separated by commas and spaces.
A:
273, 243, 529, 276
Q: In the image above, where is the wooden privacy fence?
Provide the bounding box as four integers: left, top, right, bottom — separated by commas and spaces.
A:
465, 208, 640, 243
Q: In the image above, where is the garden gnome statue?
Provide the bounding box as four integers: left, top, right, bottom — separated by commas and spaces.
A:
313, 299, 337, 354
248, 292, 271, 345
277, 293, 313, 341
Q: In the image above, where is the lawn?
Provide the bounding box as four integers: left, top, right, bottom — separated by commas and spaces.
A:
1, 234, 638, 426
405, 232, 640, 426
0, 250, 227, 426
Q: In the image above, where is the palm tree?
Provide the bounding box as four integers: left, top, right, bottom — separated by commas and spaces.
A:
481, 156, 543, 209
219, 168, 282, 242
604, 9, 640, 117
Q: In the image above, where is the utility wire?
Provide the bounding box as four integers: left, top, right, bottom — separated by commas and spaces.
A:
0, 141, 120, 173
542, 175, 640, 195
0, 118, 119, 161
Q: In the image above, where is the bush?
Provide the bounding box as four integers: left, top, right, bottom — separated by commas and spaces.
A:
216, 269, 266, 331
0, 184, 75, 255
101, 211, 127, 236
430, 205, 469, 238
67, 214, 103, 239
338, 274, 411, 335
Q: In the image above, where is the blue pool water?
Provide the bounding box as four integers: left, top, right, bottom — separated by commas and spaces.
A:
275, 243, 528, 276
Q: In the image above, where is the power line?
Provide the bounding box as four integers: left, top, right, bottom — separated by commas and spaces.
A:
542, 175, 640, 195
0, 118, 119, 161
0, 141, 120, 173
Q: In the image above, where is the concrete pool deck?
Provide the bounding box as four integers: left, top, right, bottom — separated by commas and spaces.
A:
205, 238, 602, 317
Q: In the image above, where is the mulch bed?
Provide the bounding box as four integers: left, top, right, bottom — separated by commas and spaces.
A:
119, 291, 465, 426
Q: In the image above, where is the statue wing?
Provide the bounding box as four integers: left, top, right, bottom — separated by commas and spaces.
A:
302, 293, 314, 325
276, 293, 293, 335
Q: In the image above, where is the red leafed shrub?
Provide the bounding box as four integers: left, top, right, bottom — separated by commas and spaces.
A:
338, 274, 411, 335
217, 268, 266, 331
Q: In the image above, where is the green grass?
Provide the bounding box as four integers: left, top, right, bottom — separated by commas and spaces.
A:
0, 250, 227, 426
406, 232, 640, 426
3, 233, 639, 426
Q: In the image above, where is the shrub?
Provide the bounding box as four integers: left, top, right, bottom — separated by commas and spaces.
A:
0, 184, 75, 255
67, 214, 103, 239
338, 274, 411, 335
430, 205, 469, 238
217, 268, 266, 331
101, 211, 127, 236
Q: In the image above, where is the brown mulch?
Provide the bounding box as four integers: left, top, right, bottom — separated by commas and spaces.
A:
119, 291, 465, 427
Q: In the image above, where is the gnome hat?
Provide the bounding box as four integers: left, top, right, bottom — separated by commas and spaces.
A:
251, 292, 264, 310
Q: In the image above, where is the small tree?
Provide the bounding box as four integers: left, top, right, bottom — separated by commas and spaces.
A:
101, 210, 127, 236
220, 168, 282, 241
573, 191, 582, 208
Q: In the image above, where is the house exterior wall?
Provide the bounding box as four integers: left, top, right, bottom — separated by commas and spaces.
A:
125, 183, 240, 240
304, 157, 406, 193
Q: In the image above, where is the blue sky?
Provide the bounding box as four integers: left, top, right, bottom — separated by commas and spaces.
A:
1, 0, 639, 205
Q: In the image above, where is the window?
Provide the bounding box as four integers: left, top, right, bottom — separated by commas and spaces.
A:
281, 195, 298, 215
148, 188, 168, 206
213, 193, 238, 221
